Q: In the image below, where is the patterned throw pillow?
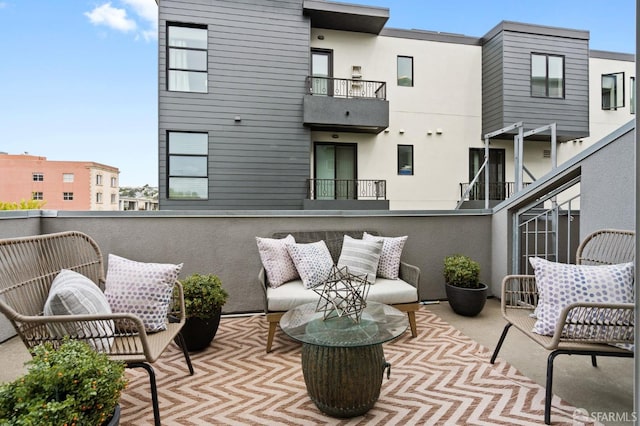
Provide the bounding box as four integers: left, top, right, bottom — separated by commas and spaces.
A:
105, 254, 183, 333
337, 235, 383, 284
44, 269, 114, 351
256, 235, 299, 288
529, 257, 635, 337
286, 241, 334, 289
363, 232, 407, 279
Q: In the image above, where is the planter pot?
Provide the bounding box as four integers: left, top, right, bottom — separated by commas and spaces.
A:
445, 282, 488, 317
104, 404, 121, 426
177, 308, 223, 352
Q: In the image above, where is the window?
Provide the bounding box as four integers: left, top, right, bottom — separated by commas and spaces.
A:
168, 131, 208, 200
63, 192, 74, 201
32, 192, 43, 200
96, 174, 103, 185
167, 24, 207, 93
32, 173, 43, 181
63, 173, 74, 183
397, 145, 413, 175
531, 54, 564, 98
631, 77, 636, 114
602, 72, 625, 110
397, 56, 413, 87
111, 193, 117, 204
96, 192, 103, 203
111, 177, 117, 187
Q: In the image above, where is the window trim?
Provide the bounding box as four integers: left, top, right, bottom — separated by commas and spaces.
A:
530, 53, 565, 99
32, 191, 43, 200
166, 22, 208, 93
63, 192, 74, 201
32, 173, 44, 182
631, 76, 636, 114
397, 144, 414, 175
167, 131, 209, 200
397, 55, 414, 87
601, 72, 625, 110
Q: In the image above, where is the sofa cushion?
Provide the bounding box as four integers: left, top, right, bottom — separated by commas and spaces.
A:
256, 234, 298, 288
286, 241, 334, 289
267, 277, 418, 312
337, 235, 383, 284
529, 257, 635, 337
363, 232, 407, 279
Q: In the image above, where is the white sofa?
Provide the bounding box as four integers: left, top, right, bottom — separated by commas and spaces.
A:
257, 230, 420, 352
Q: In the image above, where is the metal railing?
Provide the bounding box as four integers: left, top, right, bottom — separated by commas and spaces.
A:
307, 179, 386, 200
305, 77, 386, 100
459, 181, 528, 201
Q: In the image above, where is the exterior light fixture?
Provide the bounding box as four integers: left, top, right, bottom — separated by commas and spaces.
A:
436, 128, 443, 134
234, 116, 241, 122
399, 129, 405, 134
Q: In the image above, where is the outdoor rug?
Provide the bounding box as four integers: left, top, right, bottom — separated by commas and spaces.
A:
119, 309, 590, 425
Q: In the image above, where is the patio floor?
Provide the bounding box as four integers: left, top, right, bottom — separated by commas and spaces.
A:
0, 298, 633, 424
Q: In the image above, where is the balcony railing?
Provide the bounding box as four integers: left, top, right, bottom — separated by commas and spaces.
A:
460, 182, 531, 201
307, 179, 386, 200
305, 77, 386, 100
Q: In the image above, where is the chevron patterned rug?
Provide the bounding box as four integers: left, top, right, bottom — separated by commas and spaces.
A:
119, 309, 589, 425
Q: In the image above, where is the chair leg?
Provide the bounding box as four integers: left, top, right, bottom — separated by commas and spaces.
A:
176, 332, 195, 375
407, 311, 417, 337
266, 321, 277, 353
591, 355, 598, 367
544, 350, 562, 425
128, 362, 161, 426
490, 323, 512, 364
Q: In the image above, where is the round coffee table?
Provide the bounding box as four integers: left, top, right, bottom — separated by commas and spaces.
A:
280, 301, 408, 418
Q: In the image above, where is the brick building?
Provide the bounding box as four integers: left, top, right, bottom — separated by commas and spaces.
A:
0, 153, 120, 211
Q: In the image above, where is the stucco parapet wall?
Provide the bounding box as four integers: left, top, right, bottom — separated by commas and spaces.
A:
27, 209, 493, 219
589, 50, 635, 62
381, 28, 481, 46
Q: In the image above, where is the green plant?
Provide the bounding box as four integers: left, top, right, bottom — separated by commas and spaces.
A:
443, 254, 482, 289
0, 338, 126, 426
180, 273, 229, 319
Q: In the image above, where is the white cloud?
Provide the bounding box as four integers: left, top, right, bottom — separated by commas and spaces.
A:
85, 1, 157, 41
0, 2, 7, 9
85, 3, 137, 32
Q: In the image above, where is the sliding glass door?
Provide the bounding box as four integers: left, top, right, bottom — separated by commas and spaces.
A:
314, 143, 356, 199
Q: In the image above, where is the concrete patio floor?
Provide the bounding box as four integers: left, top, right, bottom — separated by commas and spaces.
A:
0, 298, 633, 425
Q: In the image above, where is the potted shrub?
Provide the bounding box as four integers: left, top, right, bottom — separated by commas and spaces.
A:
0, 338, 127, 426
178, 273, 229, 352
443, 254, 488, 317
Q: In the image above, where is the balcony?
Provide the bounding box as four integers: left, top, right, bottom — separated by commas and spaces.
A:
303, 77, 389, 134
303, 178, 389, 210
458, 181, 531, 209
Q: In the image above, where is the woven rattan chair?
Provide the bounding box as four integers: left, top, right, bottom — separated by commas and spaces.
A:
490, 229, 635, 424
0, 231, 194, 426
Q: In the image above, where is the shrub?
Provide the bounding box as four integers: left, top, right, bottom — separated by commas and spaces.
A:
443, 254, 482, 289
180, 273, 228, 319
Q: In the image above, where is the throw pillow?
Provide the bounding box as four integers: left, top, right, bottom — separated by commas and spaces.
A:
529, 257, 635, 337
363, 232, 408, 279
105, 254, 183, 333
44, 269, 114, 351
337, 235, 383, 284
256, 234, 299, 288
286, 241, 334, 289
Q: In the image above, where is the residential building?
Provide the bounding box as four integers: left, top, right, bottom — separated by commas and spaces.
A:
157, 0, 634, 211
0, 153, 120, 211
119, 196, 159, 211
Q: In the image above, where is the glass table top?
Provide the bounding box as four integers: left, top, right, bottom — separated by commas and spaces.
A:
280, 301, 408, 348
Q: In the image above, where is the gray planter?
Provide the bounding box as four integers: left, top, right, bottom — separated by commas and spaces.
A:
444, 282, 488, 317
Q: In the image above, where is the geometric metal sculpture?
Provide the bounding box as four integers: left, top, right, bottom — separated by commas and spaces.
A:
313, 265, 370, 323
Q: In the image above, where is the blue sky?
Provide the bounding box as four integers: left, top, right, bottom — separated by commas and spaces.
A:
0, 1, 635, 186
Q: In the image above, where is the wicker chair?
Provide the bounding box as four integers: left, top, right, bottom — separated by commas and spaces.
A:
490, 229, 635, 424
0, 231, 194, 426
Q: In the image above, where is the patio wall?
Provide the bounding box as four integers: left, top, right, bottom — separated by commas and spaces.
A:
0, 210, 493, 340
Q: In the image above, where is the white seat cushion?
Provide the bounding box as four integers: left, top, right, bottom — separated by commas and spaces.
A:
267, 278, 418, 312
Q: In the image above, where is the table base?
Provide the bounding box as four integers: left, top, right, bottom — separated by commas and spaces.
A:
301, 343, 389, 418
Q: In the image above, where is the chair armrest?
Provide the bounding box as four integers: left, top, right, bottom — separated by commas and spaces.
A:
399, 261, 420, 295
549, 302, 635, 347
258, 267, 269, 313
500, 275, 538, 316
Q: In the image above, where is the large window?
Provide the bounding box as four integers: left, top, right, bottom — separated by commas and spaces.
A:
397, 56, 413, 87
602, 72, 625, 110
168, 131, 208, 200
168, 24, 207, 93
397, 145, 413, 175
531, 54, 564, 98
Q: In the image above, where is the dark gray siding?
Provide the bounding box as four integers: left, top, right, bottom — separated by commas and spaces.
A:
482, 22, 590, 141
159, 0, 311, 210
